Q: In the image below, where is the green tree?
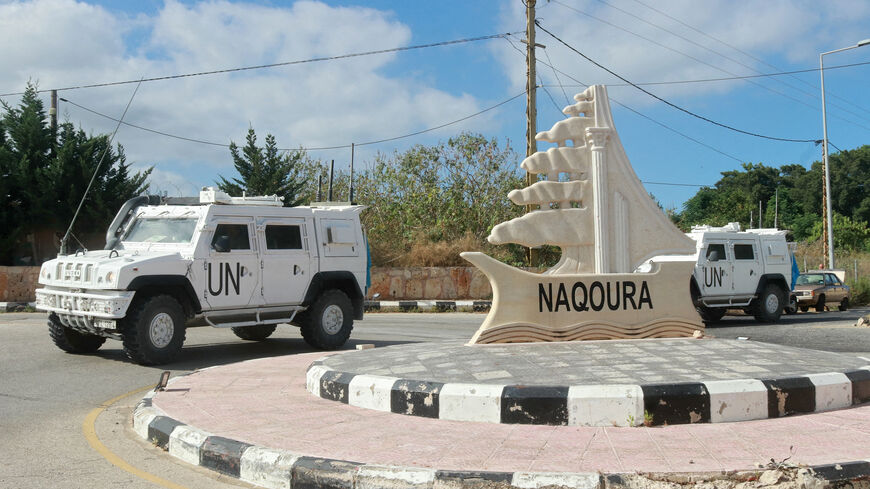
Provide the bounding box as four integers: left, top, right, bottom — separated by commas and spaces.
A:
217, 127, 305, 207
808, 213, 870, 251
357, 133, 523, 264
0, 83, 151, 263
49, 123, 150, 242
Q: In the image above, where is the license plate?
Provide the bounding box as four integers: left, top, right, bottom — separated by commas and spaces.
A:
94, 319, 116, 329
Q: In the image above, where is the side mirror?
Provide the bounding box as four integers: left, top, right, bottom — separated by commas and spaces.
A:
212, 235, 230, 253
708, 250, 721, 262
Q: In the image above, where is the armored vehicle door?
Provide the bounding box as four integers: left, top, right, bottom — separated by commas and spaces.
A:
202, 218, 261, 309
730, 240, 758, 295
700, 241, 732, 294
256, 218, 311, 305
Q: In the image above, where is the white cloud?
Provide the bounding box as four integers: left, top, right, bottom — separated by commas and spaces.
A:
0, 0, 495, 192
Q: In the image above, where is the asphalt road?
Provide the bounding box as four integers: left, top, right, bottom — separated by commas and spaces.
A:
0, 309, 868, 488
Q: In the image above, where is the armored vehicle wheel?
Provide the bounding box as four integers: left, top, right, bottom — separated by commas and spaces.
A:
231, 324, 277, 341
121, 295, 186, 365
301, 289, 353, 350
752, 284, 784, 322
838, 298, 849, 311
48, 314, 106, 353
815, 295, 826, 312
696, 305, 726, 323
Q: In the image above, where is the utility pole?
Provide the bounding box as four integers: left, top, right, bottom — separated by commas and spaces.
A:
821, 147, 829, 268
524, 0, 539, 267
50, 90, 58, 158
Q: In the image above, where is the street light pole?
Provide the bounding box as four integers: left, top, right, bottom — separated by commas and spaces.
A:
819, 38, 870, 269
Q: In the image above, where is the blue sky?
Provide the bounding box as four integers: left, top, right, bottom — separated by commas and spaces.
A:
1, 0, 869, 212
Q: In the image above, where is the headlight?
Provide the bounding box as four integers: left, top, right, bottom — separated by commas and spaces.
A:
105, 271, 115, 284
41, 268, 51, 279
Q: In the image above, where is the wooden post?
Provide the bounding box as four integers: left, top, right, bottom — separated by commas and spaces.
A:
525, 0, 538, 267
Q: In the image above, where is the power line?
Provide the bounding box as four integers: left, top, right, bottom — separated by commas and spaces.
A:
540, 60, 870, 87
586, 0, 870, 123
548, 1, 870, 130
643, 181, 707, 187
0, 32, 521, 97
535, 21, 818, 143
506, 34, 748, 164
60, 90, 527, 152
627, 0, 870, 115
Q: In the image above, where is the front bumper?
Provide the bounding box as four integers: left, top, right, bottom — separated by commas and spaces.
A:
35, 287, 134, 319
794, 292, 816, 305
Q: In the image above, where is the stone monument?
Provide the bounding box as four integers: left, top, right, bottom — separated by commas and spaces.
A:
461, 85, 703, 344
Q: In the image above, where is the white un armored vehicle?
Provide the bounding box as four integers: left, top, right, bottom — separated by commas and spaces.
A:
687, 223, 795, 323
640, 222, 795, 324
35, 188, 368, 365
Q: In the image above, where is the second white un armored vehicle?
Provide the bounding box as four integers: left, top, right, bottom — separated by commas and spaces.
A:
639, 222, 796, 324
35, 188, 368, 365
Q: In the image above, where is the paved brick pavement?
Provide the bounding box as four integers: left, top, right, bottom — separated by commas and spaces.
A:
149, 351, 870, 475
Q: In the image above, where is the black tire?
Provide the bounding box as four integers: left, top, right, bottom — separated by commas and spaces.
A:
121, 295, 186, 365
697, 305, 726, 323
300, 289, 353, 350
48, 314, 106, 354
799, 306, 809, 313
815, 295, 826, 313
231, 324, 277, 341
752, 283, 784, 322
838, 297, 849, 312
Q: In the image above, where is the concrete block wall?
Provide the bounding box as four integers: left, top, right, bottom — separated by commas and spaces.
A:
0, 266, 493, 302
368, 267, 492, 300
0, 266, 40, 302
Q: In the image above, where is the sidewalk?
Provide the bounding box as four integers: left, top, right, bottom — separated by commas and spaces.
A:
133, 343, 870, 488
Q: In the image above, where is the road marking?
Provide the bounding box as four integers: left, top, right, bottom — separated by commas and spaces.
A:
83, 385, 190, 489
859, 356, 870, 362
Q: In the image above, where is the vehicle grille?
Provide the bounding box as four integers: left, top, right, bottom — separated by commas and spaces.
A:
54, 260, 97, 286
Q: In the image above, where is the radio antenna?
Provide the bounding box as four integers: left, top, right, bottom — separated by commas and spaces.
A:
59, 79, 143, 255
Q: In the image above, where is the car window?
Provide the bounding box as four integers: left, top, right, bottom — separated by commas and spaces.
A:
733, 244, 754, 260
265, 225, 303, 250
706, 244, 726, 261
796, 274, 824, 286
212, 224, 250, 250
825, 274, 837, 286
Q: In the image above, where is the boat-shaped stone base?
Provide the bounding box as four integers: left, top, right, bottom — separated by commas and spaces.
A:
460, 252, 703, 344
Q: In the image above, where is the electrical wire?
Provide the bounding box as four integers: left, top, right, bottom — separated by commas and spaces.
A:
542, 48, 571, 105
627, 0, 870, 114
585, 0, 870, 123
0, 32, 521, 97
60, 90, 527, 152
535, 21, 818, 143
548, 1, 870, 129
505, 34, 748, 164
535, 59, 870, 87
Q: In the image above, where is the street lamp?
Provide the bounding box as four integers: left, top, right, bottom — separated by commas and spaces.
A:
820, 38, 870, 269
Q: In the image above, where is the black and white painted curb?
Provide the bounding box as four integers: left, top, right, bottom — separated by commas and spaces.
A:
307, 359, 870, 427
133, 389, 870, 489
364, 300, 491, 312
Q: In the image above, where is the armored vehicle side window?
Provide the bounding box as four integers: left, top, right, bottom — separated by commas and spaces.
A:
734, 244, 754, 260
212, 224, 250, 250
265, 225, 303, 250
706, 244, 726, 261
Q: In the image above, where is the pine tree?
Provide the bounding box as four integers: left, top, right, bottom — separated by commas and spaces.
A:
216, 127, 305, 207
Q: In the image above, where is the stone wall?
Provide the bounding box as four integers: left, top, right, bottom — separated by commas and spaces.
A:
368, 267, 492, 300
0, 267, 40, 302
0, 266, 493, 302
